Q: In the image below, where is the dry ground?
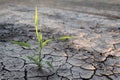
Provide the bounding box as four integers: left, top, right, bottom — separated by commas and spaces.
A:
0, 0, 120, 80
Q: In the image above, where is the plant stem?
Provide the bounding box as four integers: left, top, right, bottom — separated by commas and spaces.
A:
38, 44, 42, 69
39, 47, 42, 62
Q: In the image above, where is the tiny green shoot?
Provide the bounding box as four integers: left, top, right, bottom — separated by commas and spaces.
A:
12, 5, 72, 70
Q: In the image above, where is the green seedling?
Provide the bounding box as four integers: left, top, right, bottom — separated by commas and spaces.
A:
12, 5, 72, 70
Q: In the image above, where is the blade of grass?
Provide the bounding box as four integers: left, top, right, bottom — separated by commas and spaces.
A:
27, 56, 38, 62
27, 56, 42, 68
39, 33, 43, 48
27, 56, 42, 61
42, 39, 52, 47
35, 6, 39, 41
11, 41, 30, 47
45, 61, 54, 70
57, 36, 73, 40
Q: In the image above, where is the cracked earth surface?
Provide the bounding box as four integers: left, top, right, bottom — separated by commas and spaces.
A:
0, 2, 120, 80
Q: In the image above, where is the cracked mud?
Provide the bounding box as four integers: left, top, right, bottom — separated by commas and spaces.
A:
0, 2, 120, 80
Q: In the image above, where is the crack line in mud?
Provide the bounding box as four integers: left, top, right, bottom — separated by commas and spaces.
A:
24, 68, 27, 80
101, 74, 113, 80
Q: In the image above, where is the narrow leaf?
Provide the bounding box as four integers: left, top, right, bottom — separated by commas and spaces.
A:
27, 56, 39, 63
27, 56, 37, 62
45, 61, 54, 70
42, 39, 52, 47
57, 36, 72, 40
38, 33, 43, 48
35, 5, 39, 41
11, 41, 30, 47
34, 55, 40, 61
27, 56, 42, 69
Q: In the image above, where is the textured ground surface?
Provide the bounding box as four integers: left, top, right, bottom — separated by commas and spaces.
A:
0, 1, 120, 80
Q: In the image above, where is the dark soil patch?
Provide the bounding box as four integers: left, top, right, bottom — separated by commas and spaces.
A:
0, 23, 28, 42
0, 23, 71, 42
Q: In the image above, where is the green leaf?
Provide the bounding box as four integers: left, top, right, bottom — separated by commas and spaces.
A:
35, 6, 38, 26
42, 39, 52, 47
34, 5, 39, 41
27, 56, 38, 62
11, 41, 30, 47
45, 61, 54, 70
27, 56, 42, 69
38, 33, 43, 48
57, 36, 73, 40
34, 55, 40, 61
27, 56, 41, 63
